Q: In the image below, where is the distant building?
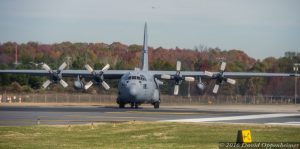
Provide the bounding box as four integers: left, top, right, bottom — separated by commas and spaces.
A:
285, 51, 300, 58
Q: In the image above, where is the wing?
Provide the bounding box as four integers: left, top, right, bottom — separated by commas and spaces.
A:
151, 69, 298, 94
0, 70, 50, 76
63, 70, 129, 79
0, 69, 129, 79
151, 71, 299, 78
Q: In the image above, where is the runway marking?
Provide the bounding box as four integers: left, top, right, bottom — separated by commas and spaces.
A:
105, 111, 212, 115
163, 113, 300, 122
265, 121, 300, 126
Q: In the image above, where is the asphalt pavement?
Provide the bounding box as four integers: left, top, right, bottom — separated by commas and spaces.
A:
0, 104, 299, 126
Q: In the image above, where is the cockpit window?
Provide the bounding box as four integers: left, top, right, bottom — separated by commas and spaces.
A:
140, 75, 146, 81
128, 75, 146, 81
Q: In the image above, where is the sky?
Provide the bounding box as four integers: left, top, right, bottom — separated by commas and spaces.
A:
0, 0, 299, 60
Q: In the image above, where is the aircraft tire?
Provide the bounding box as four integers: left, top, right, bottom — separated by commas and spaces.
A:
130, 103, 134, 109
119, 103, 125, 108
135, 104, 139, 109
154, 102, 159, 109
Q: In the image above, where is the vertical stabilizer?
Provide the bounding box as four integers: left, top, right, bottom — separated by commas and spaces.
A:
141, 22, 149, 71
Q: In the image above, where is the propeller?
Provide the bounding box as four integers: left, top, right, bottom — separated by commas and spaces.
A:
42, 62, 68, 88
204, 62, 236, 94
160, 61, 195, 95
84, 64, 110, 90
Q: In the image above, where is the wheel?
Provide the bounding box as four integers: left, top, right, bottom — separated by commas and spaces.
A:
130, 103, 134, 109
119, 103, 125, 108
134, 104, 139, 109
154, 102, 159, 109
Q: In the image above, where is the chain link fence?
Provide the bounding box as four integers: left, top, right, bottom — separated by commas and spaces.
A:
0, 93, 297, 105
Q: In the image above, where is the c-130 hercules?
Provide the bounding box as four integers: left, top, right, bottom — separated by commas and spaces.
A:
0, 23, 298, 108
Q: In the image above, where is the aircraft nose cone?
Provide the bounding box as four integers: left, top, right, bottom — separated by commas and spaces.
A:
129, 86, 138, 97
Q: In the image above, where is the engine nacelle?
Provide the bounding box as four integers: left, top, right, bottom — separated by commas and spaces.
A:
74, 80, 84, 90
197, 82, 205, 91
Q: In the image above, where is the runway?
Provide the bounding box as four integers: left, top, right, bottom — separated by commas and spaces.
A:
0, 105, 300, 126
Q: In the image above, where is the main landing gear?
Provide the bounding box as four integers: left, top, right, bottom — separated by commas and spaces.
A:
119, 103, 125, 108
130, 102, 139, 109
153, 102, 160, 109
118, 102, 139, 109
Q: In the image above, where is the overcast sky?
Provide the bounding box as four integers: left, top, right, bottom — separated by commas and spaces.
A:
0, 0, 299, 59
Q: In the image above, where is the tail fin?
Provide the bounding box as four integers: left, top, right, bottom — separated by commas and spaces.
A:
141, 22, 148, 71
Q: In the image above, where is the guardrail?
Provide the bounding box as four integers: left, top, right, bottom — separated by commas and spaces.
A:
0, 93, 297, 105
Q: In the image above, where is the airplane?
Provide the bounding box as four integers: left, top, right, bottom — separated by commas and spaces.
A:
0, 23, 299, 109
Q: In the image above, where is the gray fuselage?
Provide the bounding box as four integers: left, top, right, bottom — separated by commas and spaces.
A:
117, 70, 160, 106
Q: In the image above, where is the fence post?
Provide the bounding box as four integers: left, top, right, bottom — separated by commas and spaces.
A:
271, 96, 273, 104
100, 95, 102, 104
55, 94, 57, 103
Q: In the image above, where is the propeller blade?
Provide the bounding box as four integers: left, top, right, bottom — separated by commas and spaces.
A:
42, 80, 51, 88
204, 71, 214, 77
84, 81, 93, 90
42, 64, 51, 72
212, 84, 220, 94
101, 81, 110, 90
176, 61, 181, 71
59, 79, 68, 88
220, 62, 226, 71
101, 64, 110, 72
174, 85, 179, 95
226, 78, 236, 85
58, 62, 67, 70
85, 64, 94, 73
184, 77, 195, 82
161, 74, 171, 79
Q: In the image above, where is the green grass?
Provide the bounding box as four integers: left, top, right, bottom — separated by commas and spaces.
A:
0, 122, 299, 149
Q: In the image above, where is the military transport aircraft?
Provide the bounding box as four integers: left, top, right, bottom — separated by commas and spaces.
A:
0, 23, 298, 108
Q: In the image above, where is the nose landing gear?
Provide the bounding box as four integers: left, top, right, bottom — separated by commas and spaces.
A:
130, 102, 139, 109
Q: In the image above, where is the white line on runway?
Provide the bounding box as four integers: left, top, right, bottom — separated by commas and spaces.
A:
265, 121, 300, 126
163, 113, 300, 122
